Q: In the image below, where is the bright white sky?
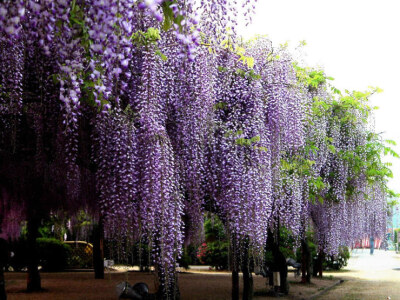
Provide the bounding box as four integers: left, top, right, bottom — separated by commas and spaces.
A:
239, 0, 400, 192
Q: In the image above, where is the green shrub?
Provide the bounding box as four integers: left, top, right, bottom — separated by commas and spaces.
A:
36, 238, 71, 271
394, 229, 400, 249
204, 215, 226, 242
203, 240, 229, 270
199, 214, 229, 270
324, 246, 350, 270
278, 227, 296, 259
9, 238, 71, 272
178, 245, 199, 269
295, 235, 317, 263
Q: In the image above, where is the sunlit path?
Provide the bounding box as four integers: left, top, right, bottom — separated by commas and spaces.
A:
320, 249, 400, 299
343, 249, 400, 280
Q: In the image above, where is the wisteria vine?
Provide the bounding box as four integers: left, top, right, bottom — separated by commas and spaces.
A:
0, 1, 395, 298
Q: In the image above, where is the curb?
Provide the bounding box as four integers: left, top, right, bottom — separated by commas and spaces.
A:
307, 279, 344, 300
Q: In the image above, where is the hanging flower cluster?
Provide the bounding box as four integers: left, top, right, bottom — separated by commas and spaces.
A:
93, 110, 138, 238
0, 189, 25, 240
207, 40, 273, 256
307, 87, 391, 256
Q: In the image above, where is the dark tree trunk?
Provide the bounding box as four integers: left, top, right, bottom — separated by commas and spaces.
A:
0, 266, 5, 300
232, 269, 239, 300
318, 250, 324, 278
26, 214, 41, 292
0, 239, 7, 300
242, 244, 253, 300
24, 175, 45, 292
93, 219, 104, 279
242, 238, 253, 300
266, 228, 289, 295
231, 241, 239, 300
301, 238, 311, 284
242, 270, 253, 300
276, 250, 288, 295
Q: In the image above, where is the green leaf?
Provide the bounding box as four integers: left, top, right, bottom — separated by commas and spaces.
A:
385, 139, 397, 146
214, 102, 227, 110
161, 1, 174, 31
155, 49, 168, 61
328, 144, 336, 154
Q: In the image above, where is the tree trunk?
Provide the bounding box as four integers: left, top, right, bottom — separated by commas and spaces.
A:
231, 241, 239, 300
0, 240, 8, 300
0, 239, 7, 300
93, 219, 104, 279
266, 230, 274, 287
301, 238, 311, 284
242, 259, 253, 300
277, 251, 288, 295
242, 239, 253, 300
232, 269, 239, 300
26, 214, 41, 292
317, 250, 324, 278
267, 228, 289, 295
0, 266, 5, 300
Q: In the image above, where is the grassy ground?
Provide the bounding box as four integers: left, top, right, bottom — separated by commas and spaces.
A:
5, 271, 336, 300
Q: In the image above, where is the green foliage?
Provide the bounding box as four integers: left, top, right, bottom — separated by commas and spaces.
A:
359, 132, 400, 197
235, 135, 261, 147
294, 234, 349, 271
55, 1, 113, 112
293, 63, 332, 91
331, 87, 381, 125
69, 0, 90, 50
223, 130, 267, 151
293, 64, 391, 201
264, 226, 298, 264
131, 27, 161, 46
302, 81, 397, 203
214, 101, 227, 110
220, 39, 255, 69
161, 1, 185, 32
278, 227, 296, 259
37, 238, 72, 271
204, 214, 227, 242
221, 128, 263, 148
178, 245, 200, 269
155, 49, 168, 61
311, 97, 331, 118
9, 238, 71, 272
201, 214, 229, 270
235, 68, 261, 81
308, 70, 328, 89
295, 232, 317, 263
323, 246, 350, 270
203, 241, 229, 270
393, 229, 400, 246
36, 214, 69, 241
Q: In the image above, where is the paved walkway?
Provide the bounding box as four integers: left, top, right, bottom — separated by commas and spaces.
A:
320, 249, 400, 299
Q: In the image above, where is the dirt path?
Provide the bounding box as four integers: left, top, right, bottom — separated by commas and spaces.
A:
5, 269, 335, 299
319, 249, 400, 299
